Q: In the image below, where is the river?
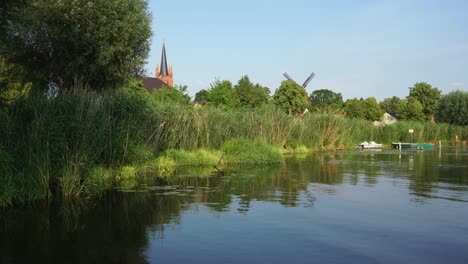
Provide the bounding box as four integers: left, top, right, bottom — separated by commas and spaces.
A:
1, 146, 468, 263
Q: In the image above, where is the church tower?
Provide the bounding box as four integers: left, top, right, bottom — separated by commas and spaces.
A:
155, 42, 173, 87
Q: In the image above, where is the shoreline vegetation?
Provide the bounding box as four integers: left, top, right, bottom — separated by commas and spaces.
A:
1, 87, 467, 207
1, 1, 467, 208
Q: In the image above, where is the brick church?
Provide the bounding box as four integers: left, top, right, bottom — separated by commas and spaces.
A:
143, 43, 173, 92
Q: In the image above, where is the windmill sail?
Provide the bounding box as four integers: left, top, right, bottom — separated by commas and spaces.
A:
302, 72, 315, 88
283, 72, 295, 82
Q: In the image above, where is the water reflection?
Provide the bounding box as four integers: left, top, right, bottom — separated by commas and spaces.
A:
1, 147, 467, 263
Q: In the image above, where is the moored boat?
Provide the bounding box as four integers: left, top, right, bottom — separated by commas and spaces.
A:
391, 142, 434, 150
357, 141, 382, 149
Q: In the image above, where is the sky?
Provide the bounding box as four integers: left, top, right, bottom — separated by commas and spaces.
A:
146, 0, 468, 100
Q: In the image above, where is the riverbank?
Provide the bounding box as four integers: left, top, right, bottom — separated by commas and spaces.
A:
1, 88, 467, 207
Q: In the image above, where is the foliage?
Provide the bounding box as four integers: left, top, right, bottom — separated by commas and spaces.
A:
84, 166, 114, 195
206, 80, 240, 110
436, 90, 468, 126
222, 138, 283, 164
363, 97, 383, 121
0, 55, 31, 109
194, 89, 209, 104
151, 156, 176, 177
0, 146, 15, 207
234, 75, 269, 108
401, 97, 425, 121
272, 80, 309, 114
152, 85, 190, 105
344, 98, 365, 119
0, 0, 151, 91
163, 149, 221, 166
345, 97, 382, 121
408, 82, 441, 120
380, 96, 405, 118
1, 87, 467, 206
309, 89, 343, 110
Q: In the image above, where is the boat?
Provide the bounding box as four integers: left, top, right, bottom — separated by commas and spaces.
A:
357, 141, 382, 149
391, 142, 434, 150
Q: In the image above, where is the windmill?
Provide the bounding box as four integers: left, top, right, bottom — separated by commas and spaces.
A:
283, 72, 316, 117
283, 72, 315, 90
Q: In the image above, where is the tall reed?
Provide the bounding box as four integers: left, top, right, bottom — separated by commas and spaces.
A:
0, 86, 466, 206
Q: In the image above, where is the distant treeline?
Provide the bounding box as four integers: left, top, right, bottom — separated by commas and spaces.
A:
194, 76, 468, 126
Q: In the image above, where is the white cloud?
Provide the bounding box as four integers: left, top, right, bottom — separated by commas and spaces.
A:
449, 82, 464, 87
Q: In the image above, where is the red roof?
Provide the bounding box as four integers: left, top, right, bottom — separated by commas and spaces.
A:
142, 77, 168, 92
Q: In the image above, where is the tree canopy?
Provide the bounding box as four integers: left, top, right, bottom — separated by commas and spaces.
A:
194, 89, 209, 104
363, 97, 383, 121
206, 80, 239, 110
401, 97, 425, 121
234, 75, 269, 108
0, 0, 151, 91
436, 90, 468, 126
408, 82, 441, 120
309, 89, 343, 110
344, 98, 365, 119
344, 97, 382, 121
380, 96, 405, 118
152, 85, 190, 105
272, 80, 309, 114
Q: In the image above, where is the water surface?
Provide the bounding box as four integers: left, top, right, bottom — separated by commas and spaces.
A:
1, 147, 468, 263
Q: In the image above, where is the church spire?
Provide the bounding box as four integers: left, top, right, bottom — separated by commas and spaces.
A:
155, 41, 174, 87
160, 42, 169, 77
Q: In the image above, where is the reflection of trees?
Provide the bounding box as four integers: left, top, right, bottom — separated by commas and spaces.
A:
406, 147, 468, 202
0, 192, 186, 264
160, 164, 315, 212
3, 148, 466, 261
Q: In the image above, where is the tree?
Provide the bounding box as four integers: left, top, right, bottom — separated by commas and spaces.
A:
206, 80, 239, 110
408, 82, 441, 120
363, 97, 383, 121
380, 96, 405, 118
436, 90, 468, 126
0, 0, 151, 91
309, 89, 343, 110
272, 80, 309, 114
152, 85, 190, 105
344, 98, 365, 119
402, 97, 425, 121
234, 75, 269, 108
194, 89, 209, 104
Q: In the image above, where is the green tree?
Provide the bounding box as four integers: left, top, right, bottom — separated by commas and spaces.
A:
380, 96, 405, 118
194, 89, 209, 104
206, 80, 239, 110
0, 0, 151, 91
408, 82, 441, 120
402, 97, 425, 121
344, 98, 365, 119
309, 89, 343, 110
152, 85, 190, 105
436, 90, 468, 126
272, 80, 309, 114
234, 75, 269, 108
363, 97, 383, 121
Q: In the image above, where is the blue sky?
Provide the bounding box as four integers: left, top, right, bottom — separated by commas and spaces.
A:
146, 0, 468, 100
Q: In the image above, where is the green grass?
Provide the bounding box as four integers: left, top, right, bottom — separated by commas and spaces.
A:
222, 138, 284, 164
163, 149, 222, 166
